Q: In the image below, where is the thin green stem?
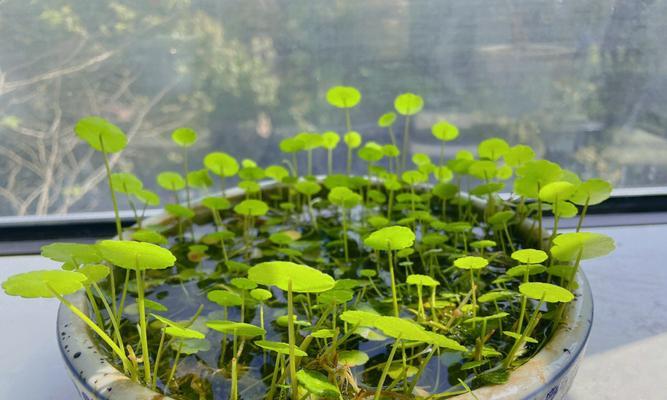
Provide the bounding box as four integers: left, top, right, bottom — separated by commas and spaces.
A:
151, 329, 166, 390
388, 250, 399, 317
576, 197, 590, 232
374, 338, 401, 400
92, 282, 125, 355
165, 343, 182, 390
287, 279, 298, 400
136, 269, 151, 385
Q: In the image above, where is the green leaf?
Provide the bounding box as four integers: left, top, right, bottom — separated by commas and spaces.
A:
468, 160, 497, 180
519, 282, 574, 303
265, 165, 290, 182
231, 277, 257, 290
97, 240, 175, 270
358, 142, 384, 162
144, 299, 168, 312
171, 127, 197, 147
431, 121, 459, 142
131, 229, 168, 245
470, 240, 496, 249
378, 112, 397, 127
248, 261, 335, 293
406, 274, 439, 287
317, 289, 354, 304
454, 256, 488, 270
295, 180, 322, 196
172, 338, 211, 355
478, 290, 516, 303
254, 340, 308, 356
394, 93, 424, 116
201, 196, 231, 211
2, 270, 86, 298
504, 145, 535, 167
550, 232, 615, 261
513, 160, 563, 198
165, 204, 195, 219
478, 138, 510, 161
326, 86, 361, 109
279, 137, 305, 153
502, 331, 538, 344
570, 179, 613, 206
506, 264, 546, 277
470, 182, 504, 196
343, 131, 362, 148
187, 169, 213, 189
207, 290, 243, 307
432, 182, 458, 200
463, 312, 509, 323
511, 249, 548, 264
488, 210, 515, 226
328, 187, 362, 209
156, 171, 185, 191
74, 116, 127, 153
311, 329, 336, 339
234, 199, 269, 217
41, 243, 102, 264
401, 170, 427, 185
250, 288, 272, 301
339, 310, 381, 327
203, 152, 239, 177
206, 320, 265, 337
134, 189, 160, 206
296, 369, 340, 398
388, 363, 419, 380
321, 131, 340, 150
110, 172, 143, 195
364, 226, 415, 251
337, 350, 369, 367
539, 181, 576, 203
165, 325, 205, 339
78, 264, 110, 285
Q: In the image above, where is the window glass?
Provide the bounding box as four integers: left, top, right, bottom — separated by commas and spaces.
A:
1, 0, 664, 216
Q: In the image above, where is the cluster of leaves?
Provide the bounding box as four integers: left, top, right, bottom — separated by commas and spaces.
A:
2, 87, 615, 400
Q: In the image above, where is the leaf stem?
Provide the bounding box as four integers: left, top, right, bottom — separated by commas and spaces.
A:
287, 279, 299, 400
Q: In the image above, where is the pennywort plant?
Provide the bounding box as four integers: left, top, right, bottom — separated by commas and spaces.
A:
2, 87, 616, 400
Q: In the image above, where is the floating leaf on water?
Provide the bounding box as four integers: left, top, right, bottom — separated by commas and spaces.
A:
207, 290, 243, 307
502, 331, 538, 344
172, 338, 211, 355
454, 256, 489, 270
519, 282, 574, 303
326, 86, 361, 109
78, 264, 110, 285
406, 274, 439, 287
254, 340, 308, 356
248, 261, 335, 293
506, 264, 546, 277
550, 232, 615, 261
97, 240, 175, 270
74, 116, 127, 153
206, 320, 265, 337
41, 243, 102, 264
511, 249, 548, 264
234, 199, 269, 217
203, 152, 239, 177
364, 226, 415, 251
157, 171, 185, 191
2, 270, 86, 298
337, 350, 369, 367
131, 229, 168, 245
171, 127, 197, 147
394, 93, 424, 116
296, 369, 341, 398
539, 181, 576, 203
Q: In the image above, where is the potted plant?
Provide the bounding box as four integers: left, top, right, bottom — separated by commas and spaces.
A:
3, 86, 614, 400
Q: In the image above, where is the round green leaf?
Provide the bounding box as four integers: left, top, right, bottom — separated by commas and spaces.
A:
358, 142, 384, 162
506, 264, 547, 277
511, 249, 548, 264
165, 325, 205, 339
454, 256, 488, 270
203, 152, 239, 177
406, 274, 439, 287
504, 145, 535, 167
250, 288, 272, 301
171, 127, 197, 147
78, 264, 110, 285
248, 261, 335, 293
344, 131, 362, 148
280, 137, 305, 153
402, 170, 427, 185
394, 93, 424, 116
431, 121, 459, 142
254, 340, 308, 356
297, 369, 340, 398
337, 350, 369, 367
503, 331, 538, 344
173, 338, 211, 355
570, 179, 613, 206
231, 277, 257, 290
234, 199, 269, 217
328, 187, 362, 208
41, 243, 102, 264
156, 171, 185, 191
550, 232, 615, 261
2, 270, 86, 298
321, 131, 340, 150
206, 320, 265, 337
134, 189, 160, 206
131, 229, 168, 245
378, 112, 397, 127
165, 204, 195, 219
111, 172, 143, 195
295, 180, 322, 196
519, 282, 574, 303
265, 165, 290, 182
478, 290, 516, 303
478, 138, 510, 161
468, 160, 497, 180
364, 226, 415, 251
187, 169, 213, 189
340, 310, 381, 326
326, 86, 361, 109
201, 196, 231, 211
207, 290, 243, 307
97, 240, 176, 270
74, 116, 127, 153
539, 181, 576, 203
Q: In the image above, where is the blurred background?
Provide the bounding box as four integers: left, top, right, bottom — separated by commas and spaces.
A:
1, 0, 666, 216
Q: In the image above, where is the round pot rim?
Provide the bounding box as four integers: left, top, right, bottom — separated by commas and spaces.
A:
57, 181, 593, 400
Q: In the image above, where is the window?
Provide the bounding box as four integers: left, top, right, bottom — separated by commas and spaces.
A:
1, 0, 665, 217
